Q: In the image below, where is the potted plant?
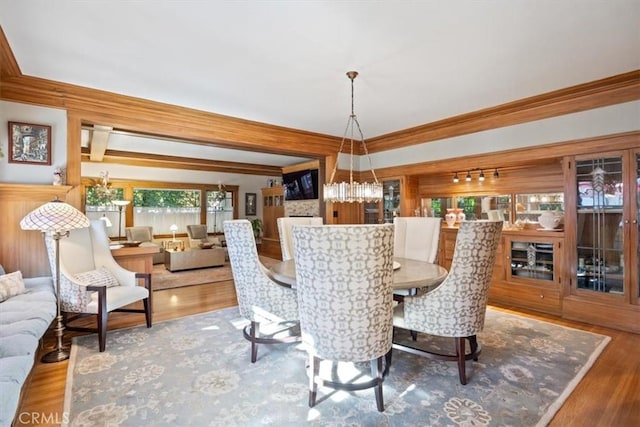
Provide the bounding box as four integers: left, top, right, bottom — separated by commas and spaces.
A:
250, 218, 263, 239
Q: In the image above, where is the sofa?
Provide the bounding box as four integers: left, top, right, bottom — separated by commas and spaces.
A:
0, 264, 56, 427
125, 226, 165, 264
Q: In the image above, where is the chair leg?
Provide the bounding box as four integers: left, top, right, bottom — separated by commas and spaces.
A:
143, 297, 152, 328
308, 355, 319, 408
383, 348, 392, 378
455, 337, 467, 385
467, 335, 479, 361
97, 287, 108, 352
371, 356, 385, 412
410, 330, 418, 341
250, 321, 258, 363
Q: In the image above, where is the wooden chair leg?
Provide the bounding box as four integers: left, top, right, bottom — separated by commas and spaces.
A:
467, 335, 479, 361
250, 321, 258, 363
371, 356, 385, 412
143, 297, 152, 328
455, 337, 467, 385
383, 348, 392, 378
97, 287, 107, 352
309, 355, 319, 408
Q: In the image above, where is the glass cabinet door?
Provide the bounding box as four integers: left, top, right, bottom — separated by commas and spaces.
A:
508, 239, 557, 284
575, 156, 625, 295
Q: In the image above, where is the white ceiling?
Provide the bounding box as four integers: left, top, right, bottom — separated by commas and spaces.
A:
1, 1, 639, 167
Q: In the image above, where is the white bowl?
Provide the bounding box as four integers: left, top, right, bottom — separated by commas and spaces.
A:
538, 213, 562, 230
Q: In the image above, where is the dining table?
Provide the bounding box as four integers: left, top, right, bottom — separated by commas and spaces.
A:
268, 257, 448, 294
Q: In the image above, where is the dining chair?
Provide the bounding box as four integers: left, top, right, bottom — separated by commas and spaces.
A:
393, 217, 442, 302
223, 219, 300, 363
292, 224, 395, 412
44, 220, 152, 352
393, 216, 442, 263
276, 216, 323, 261
392, 220, 503, 385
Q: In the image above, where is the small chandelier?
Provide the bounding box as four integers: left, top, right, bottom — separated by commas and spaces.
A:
324, 71, 383, 203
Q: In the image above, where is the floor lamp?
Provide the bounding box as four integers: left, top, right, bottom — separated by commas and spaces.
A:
20, 199, 90, 363
112, 200, 130, 241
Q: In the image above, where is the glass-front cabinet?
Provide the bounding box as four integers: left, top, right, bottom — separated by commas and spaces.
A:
508, 239, 558, 284
564, 149, 639, 331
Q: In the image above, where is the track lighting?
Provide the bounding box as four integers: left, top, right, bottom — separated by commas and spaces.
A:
452, 168, 499, 183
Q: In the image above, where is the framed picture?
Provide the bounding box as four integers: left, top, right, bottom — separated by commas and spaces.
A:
245, 193, 257, 216
8, 121, 52, 165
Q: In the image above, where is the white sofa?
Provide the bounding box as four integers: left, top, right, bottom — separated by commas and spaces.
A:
0, 264, 56, 427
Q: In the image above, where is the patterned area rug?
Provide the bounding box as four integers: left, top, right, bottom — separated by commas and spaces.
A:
152, 256, 280, 290
63, 307, 609, 426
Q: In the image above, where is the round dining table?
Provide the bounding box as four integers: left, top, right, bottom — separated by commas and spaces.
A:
268, 257, 448, 293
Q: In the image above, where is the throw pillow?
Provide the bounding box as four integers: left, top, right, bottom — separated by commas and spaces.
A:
73, 267, 119, 288
0, 270, 26, 302
200, 242, 216, 249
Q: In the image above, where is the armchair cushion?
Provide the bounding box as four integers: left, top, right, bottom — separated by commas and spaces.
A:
0, 271, 26, 302
73, 267, 119, 288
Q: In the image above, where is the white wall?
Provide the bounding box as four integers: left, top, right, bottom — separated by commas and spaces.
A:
0, 101, 67, 183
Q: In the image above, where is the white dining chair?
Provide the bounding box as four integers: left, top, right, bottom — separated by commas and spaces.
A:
276, 216, 323, 261
393, 216, 442, 263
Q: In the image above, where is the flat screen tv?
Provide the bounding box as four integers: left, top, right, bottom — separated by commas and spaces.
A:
283, 169, 319, 200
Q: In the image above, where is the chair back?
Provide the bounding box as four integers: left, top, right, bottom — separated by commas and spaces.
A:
393, 217, 442, 263
402, 220, 503, 337
277, 216, 323, 261
292, 224, 395, 362
126, 226, 154, 242
223, 220, 298, 323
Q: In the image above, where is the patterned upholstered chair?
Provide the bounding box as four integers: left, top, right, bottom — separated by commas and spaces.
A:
292, 224, 395, 412
276, 216, 323, 261
223, 220, 300, 363
186, 224, 221, 249
45, 220, 152, 352
392, 220, 503, 385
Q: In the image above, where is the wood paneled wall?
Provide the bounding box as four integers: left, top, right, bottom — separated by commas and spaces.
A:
0, 184, 72, 277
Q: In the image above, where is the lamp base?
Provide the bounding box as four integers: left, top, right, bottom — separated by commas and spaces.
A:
41, 347, 70, 363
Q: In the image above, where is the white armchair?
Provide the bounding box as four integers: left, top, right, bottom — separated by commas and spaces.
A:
186, 224, 221, 248
44, 220, 152, 352
393, 216, 442, 263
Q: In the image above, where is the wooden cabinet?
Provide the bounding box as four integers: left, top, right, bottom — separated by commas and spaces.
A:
440, 227, 563, 315
562, 150, 640, 333
260, 186, 284, 259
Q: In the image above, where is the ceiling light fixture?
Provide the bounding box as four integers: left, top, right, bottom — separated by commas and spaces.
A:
478, 170, 485, 182
324, 71, 382, 203
493, 168, 499, 178
465, 171, 472, 182
453, 172, 459, 183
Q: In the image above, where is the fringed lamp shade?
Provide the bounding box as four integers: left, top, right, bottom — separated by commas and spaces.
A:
20, 200, 90, 232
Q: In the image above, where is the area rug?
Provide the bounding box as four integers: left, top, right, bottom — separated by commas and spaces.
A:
152, 256, 280, 291
63, 307, 610, 427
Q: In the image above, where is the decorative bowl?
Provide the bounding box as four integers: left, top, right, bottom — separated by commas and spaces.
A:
538, 212, 562, 230
121, 241, 142, 247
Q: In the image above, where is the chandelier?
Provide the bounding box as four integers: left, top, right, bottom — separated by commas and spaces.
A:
324, 71, 383, 203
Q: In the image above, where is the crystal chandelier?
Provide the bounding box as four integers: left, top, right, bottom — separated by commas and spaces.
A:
324, 71, 383, 203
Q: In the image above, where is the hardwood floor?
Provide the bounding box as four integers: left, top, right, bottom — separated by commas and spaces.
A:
14, 282, 640, 426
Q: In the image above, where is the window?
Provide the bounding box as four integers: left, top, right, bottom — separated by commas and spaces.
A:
133, 189, 201, 235
85, 186, 124, 238
206, 189, 233, 233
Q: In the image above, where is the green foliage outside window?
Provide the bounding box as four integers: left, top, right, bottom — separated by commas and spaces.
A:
133, 189, 201, 207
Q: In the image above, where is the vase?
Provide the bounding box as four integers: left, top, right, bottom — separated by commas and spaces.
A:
445, 209, 457, 227
455, 208, 465, 223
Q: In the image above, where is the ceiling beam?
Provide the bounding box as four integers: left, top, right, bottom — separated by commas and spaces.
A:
80, 148, 283, 176
89, 125, 112, 161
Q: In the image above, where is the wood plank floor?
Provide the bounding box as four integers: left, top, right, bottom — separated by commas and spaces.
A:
14, 282, 640, 426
